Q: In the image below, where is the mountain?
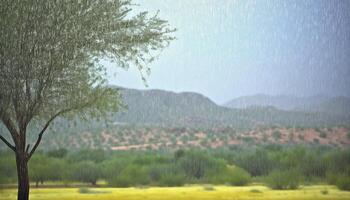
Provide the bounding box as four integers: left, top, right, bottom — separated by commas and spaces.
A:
223, 94, 329, 110
224, 94, 350, 118
111, 88, 348, 128
303, 96, 350, 118
1, 87, 350, 150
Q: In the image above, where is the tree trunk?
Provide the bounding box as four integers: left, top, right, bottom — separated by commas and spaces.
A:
15, 152, 29, 200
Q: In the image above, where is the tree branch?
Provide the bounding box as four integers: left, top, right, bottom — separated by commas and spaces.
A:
1, 116, 19, 138
28, 90, 109, 160
0, 134, 16, 152
0, 116, 19, 150
28, 109, 67, 160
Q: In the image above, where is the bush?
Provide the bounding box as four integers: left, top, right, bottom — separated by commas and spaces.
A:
272, 131, 281, 140
78, 187, 108, 194
29, 155, 65, 186
203, 185, 216, 191
179, 151, 225, 179
319, 132, 327, 138
250, 189, 262, 193
109, 164, 150, 187
265, 169, 301, 190
70, 161, 101, 185
0, 153, 16, 184
225, 167, 251, 186
320, 189, 329, 195
336, 176, 350, 191
158, 174, 186, 187
78, 187, 91, 194
208, 166, 251, 186
326, 172, 338, 185
234, 149, 275, 176
146, 164, 177, 183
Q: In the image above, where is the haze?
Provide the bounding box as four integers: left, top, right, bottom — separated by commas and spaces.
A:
106, 0, 350, 104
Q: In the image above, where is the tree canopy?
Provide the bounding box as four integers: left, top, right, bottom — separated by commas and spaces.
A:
0, 1, 174, 199
0, 0, 175, 155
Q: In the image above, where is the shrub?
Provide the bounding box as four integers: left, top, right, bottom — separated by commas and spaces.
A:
319, 131, 327, 138
250, 189, 262, 193
71, 161, 101, 185
101, 158, 130, 181
78, 187, 108, 194
0, 154, 17, 184
78, 187, 91, 194
179, 151, 225, 179
234, 150, 275, 176
203, 185, 216, 191
265, 169, 301, 190
336, 176, 350, 191
320, 189, 329, 195
146, 164, 178, 183
108, 164, 150, 187
326, 172, 338, 185
272, 131, 281, 140
208, 166, 251, 186
225, 167, 251, 186
158, 174, 186, 187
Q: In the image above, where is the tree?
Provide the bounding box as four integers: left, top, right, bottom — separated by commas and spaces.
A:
29, 154, 63, 187
70, 161, 101, 185
0, 1, 174, 199
179, 151, 223, 179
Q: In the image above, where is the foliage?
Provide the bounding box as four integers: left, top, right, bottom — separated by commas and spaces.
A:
78, 187, 91, 194
178, 151, 225, 179
29, 155, 65, 186
70, 161, 101, 185
47, 149, 68, 159
335, 176, 350, 191
208, 166, 251, 186
1, 146, 349, 188
67, 149, 106, 163
108, 164, 150, 187
265, 169, 301, 190
158, 174, 186, 187
272, 131, 282, 140
321, 188, 329, 195
234, 149, 275, 176
0, 151, 16, 184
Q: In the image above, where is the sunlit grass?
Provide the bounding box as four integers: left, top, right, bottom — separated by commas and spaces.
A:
1, 185, 349, 200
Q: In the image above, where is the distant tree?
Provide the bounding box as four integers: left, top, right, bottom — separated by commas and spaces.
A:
67, 149, 106, 163
235, 149, 275, 176
0, 1, 174, 199
174, 149, 185, 161
29, 155, 63, 187
0, 151, 17, 184
46, 149, 68, 159
272, 131, 282, 140
71, 161, 101, 185
265, 169, 301, 190
179, 151, 223, 179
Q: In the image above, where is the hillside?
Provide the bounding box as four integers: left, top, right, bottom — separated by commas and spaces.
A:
223, 94, 329, 110
1, 87, 350, 151
113, 88, 348, 128
224, 94, 350, 117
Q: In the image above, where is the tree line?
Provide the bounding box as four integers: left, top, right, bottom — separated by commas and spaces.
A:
0, 145, 349, 191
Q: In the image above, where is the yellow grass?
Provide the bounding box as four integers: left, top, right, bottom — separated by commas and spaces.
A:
0, 185, 349, 200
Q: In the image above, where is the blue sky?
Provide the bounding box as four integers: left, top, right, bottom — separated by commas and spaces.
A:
106, 0, 350, 104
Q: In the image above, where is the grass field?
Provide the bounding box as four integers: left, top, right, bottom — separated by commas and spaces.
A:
0, 185, 349, 200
